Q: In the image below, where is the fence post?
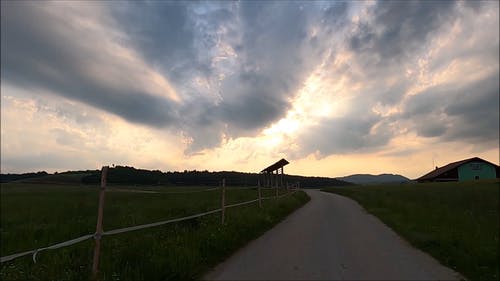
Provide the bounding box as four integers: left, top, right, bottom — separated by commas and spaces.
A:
221, 178, 226, 225
258, 179, 262, 208
92, 166, 108, 280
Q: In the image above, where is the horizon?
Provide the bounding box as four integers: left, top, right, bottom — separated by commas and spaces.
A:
1, 1, 499, 179
0, 162, 485, 181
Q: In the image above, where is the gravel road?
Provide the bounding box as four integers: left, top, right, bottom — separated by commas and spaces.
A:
205, 189, 463, 280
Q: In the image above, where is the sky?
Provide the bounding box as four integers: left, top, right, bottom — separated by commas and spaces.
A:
1, 0, 499, 179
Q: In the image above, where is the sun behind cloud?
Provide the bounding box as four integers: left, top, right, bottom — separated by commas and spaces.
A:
1, 1, 498, 179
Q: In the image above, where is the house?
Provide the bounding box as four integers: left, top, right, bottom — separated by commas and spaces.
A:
417, 157, 499, 182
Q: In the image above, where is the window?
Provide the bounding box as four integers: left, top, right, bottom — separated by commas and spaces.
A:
475, 176, 480, 180
470, 163, 482, 170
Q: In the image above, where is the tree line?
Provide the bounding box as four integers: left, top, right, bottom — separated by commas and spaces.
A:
2, 166, 351, 188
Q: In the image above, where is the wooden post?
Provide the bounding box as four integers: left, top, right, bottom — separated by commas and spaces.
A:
281, 166, 284, 188
221, 178, 226, 225
275, 170, 278, 199
258, 179, 262, 208
277, 170, 279, 187
278, 168, 280, 188
92, 166, 108, 280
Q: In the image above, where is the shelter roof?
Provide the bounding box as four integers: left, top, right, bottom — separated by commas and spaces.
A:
261, 158, 289, 173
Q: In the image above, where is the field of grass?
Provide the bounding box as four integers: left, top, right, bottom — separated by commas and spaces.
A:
1, 183, 309, 280
322, 180, 499, 281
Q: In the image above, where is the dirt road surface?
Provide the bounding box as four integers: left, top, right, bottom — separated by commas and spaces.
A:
205, 189, 463, 280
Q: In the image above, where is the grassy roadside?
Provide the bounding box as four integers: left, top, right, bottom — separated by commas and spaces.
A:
1, 183, 310, 280
322, 180, 499, 281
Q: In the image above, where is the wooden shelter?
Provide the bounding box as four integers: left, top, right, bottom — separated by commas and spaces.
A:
260, 158, 289, 188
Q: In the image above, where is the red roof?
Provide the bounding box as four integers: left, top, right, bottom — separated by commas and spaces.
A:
417, 157, 499, 181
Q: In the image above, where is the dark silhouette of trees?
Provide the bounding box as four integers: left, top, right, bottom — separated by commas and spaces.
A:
80, 166, 351, 187
1, 166, 352, 187
0, 171, 48, 183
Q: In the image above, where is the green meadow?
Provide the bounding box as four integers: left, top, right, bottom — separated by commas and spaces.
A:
1, 183, 309, 280
322, 180, 499, 281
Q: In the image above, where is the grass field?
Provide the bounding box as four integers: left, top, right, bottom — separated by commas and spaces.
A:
322, 180, 499, 281
1, 183, 309, 280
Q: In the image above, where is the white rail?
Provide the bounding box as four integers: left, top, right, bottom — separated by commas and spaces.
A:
1, 189, 298, 264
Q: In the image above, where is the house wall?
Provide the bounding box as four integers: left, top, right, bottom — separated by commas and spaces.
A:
458, 162, 497, 181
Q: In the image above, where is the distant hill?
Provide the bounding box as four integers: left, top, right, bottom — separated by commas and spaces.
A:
1, 166, 352, 188
0, 171, 49, 183
338, 174, 410, 185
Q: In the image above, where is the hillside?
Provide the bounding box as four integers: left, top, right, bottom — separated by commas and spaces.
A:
339, 174, 410, 185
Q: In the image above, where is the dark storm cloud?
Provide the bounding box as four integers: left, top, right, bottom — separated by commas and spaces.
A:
179, 1, 337, 151
1, 1, 343, 152
349, 1, 456, 62
2, 0, 497, 159
416, 121, 448, 138
342, 1, 457, 105
217, 2, 321, 131
110, 2, 194, 63
1, 2, 178, 127
108, 2, 230, 80
403, 73, 499, 143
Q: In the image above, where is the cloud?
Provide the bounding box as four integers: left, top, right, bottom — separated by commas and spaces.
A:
110, 0, 328, 142
109, 2, 209, 81
348, 1, 456, 69
296, 112, 394, 157
289, 0, 498, 157
1, 2, 180, 128
173, 2, 341, 151
402, 73, 499, 144
1, 0, 498, 168
1, 1, 344, 153
0, 88, 183, 173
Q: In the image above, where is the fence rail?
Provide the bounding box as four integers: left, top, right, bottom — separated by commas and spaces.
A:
102, 208, 223, 236
1, 234, 95, 263
1, 168, 299, 268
